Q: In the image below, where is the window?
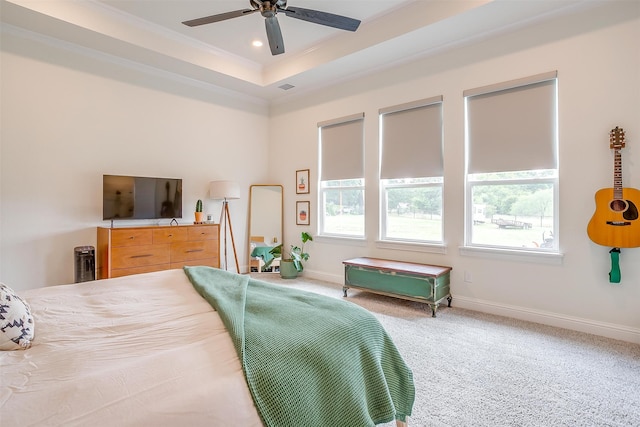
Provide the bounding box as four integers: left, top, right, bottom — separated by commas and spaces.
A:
464, 71, 559, 251
318, 113, 365, 237
379, 97, 444, 243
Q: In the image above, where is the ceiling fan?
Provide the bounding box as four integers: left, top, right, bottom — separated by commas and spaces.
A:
182, 0, 361, 56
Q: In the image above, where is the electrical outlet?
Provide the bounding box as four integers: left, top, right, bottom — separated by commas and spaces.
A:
464, 270, 473, 283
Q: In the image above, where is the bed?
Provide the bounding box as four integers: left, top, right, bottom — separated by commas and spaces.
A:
1, 267, 414, 426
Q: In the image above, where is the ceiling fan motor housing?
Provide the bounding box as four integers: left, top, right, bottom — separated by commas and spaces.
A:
251, 0, 287, 17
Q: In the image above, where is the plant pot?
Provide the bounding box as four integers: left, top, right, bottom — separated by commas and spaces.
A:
279, 259, 298, 279
194, 212, 205, 223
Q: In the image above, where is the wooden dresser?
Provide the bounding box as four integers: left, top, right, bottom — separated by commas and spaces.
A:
96, 224, 219, 279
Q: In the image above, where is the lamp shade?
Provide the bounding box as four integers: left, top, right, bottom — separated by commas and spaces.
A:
209, 180, 240, 200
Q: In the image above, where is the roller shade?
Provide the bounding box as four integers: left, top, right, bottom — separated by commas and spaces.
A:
465, 71, 557, 174
319, 113, 364, 181
380, 96, 443, 179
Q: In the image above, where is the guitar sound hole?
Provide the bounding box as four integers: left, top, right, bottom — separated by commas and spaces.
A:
609, 199, 628, 212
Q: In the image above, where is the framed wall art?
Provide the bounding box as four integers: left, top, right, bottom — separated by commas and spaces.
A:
296, 201, 310, 225
296, 169, 310, 194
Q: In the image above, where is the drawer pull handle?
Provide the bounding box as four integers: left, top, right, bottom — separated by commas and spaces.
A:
130, 254, 152, 258
129, 236, 135, 239
186, 249, 204, 253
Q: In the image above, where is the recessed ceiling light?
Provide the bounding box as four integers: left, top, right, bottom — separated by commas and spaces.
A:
252, 40, 263, 47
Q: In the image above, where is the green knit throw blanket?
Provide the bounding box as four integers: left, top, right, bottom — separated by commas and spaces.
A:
184, 267, 415, 427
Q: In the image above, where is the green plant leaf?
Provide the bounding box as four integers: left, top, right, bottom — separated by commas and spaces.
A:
269, 232, 313, 270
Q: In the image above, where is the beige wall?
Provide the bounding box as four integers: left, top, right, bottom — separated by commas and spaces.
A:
268, 2, 640, 342
0, 29, 270, 289
1, 2, 639, 343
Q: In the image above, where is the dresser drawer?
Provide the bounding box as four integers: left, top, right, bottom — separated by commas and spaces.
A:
153, 227, 188, 244
111, 264, 170, 278
170, 257, 218, 270
188, 225, 218, 241
111, 229, 153, 247
171, 240, 217, 263
112, 244, 171, 269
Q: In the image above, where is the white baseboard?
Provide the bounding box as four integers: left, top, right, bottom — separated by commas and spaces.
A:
304, 269, 342, 285
304, 269, 640, 344
450, 295, 640, 344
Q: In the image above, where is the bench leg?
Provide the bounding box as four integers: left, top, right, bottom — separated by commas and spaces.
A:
342, 286, 348, 297
447, 295, 452, 307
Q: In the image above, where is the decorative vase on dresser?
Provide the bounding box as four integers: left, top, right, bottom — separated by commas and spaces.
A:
96, 224, 219, 279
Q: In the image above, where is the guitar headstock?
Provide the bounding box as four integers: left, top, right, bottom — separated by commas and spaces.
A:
609, 126, 626, 150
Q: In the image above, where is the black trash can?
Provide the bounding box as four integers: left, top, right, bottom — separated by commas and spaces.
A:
74, 246, 95, 283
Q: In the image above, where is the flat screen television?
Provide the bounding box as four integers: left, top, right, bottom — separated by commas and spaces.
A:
103, 175, 183, 220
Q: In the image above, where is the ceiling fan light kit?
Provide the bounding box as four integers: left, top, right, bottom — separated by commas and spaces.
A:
182, 0, 361, 56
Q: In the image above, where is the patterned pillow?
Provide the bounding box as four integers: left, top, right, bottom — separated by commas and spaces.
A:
0, 283, 35, 350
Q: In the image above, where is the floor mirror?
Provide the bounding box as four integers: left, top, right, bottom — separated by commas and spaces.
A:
248, 185, 283, 272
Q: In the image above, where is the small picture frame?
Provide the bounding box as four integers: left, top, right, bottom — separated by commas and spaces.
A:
296, 201, 310, 225
296, 169, 310, 194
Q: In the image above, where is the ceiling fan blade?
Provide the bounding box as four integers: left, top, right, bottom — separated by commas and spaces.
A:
282, 6, 360, 32
182, 9, 257, 27
265, 16, 285, 55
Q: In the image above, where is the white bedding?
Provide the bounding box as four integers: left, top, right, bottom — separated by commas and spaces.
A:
0, 269, 263, 426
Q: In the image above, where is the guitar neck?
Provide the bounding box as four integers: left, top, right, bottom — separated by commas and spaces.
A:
613, 149, 623, 199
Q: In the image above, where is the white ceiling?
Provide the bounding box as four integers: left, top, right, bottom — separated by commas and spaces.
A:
1, 0, 597, 104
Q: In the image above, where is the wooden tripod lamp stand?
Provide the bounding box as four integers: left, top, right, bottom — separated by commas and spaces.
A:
209, 180, 240, 272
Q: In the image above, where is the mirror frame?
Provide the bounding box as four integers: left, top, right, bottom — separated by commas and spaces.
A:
248, 184, 284, 272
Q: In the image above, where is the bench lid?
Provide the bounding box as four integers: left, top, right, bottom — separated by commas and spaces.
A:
343, 257, 451, 277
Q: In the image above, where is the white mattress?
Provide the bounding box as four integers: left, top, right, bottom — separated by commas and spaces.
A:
0, 269, 263, 426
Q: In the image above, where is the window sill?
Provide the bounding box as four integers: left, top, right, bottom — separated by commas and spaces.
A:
459, 245, 564, 265
376, 240, 447, 254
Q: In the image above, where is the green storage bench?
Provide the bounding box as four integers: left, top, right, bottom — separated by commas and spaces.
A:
343, 257, 452, 317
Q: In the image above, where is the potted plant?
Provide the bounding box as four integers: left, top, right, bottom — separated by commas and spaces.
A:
268, 232, 313, 279
194, 199, 204, 223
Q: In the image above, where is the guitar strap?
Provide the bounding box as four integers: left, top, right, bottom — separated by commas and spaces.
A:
609, 247, 621, 284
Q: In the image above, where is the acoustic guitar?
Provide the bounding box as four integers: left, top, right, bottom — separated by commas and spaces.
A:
587, 127, 640, 248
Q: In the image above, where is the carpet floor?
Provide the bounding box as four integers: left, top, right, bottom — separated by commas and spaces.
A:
251, 273, 640, 427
